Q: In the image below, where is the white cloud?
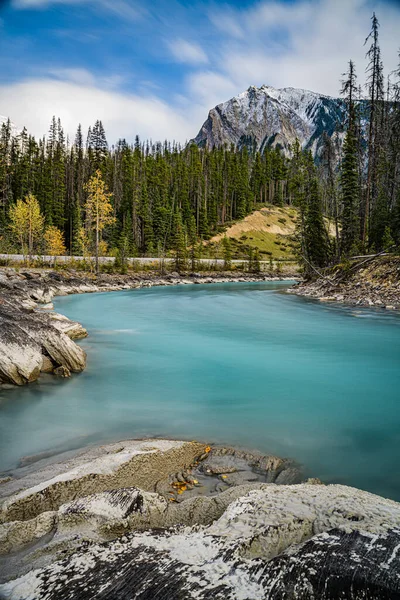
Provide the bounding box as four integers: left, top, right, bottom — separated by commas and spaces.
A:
186, 70, 238, 108
168, 39, 208, 65
0, 77, 197, 143
3, 0, 400, 145
200, 0, 400, 100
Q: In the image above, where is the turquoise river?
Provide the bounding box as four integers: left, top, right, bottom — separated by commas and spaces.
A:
1, 281, 400, 499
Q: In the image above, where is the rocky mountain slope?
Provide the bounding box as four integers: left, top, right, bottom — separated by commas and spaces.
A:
194, 85, 347, 156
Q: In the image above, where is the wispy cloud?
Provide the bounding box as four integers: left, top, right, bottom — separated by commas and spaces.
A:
46, 67, 127, 90
167, 38, 208, 65
2, 0, 400, 145
195, 0, 400, 106
12, 0, 144, 20
13, 0, 85, 7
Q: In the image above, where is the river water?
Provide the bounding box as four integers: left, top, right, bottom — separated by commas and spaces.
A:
1, 282, 400, 499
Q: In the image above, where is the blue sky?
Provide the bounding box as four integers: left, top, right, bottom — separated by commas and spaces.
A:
0, 0, 399, 143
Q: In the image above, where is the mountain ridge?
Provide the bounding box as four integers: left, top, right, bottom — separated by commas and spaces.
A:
193, 84, 347, 157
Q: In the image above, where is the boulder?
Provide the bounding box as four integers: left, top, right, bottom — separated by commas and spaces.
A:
0, 321, 43, 385
54, 365, 71, 378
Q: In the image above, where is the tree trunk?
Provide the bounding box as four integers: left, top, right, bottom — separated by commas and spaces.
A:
96, 214, 99, 275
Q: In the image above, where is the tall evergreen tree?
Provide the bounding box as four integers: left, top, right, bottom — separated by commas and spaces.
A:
340, 60, 361, 256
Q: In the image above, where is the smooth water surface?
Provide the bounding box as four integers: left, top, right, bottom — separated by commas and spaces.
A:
1, 282, 400, 499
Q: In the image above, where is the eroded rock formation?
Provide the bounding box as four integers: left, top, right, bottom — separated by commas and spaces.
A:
1, 440, 400, 599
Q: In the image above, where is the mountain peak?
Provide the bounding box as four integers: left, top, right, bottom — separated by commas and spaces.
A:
194, 85, 344, 156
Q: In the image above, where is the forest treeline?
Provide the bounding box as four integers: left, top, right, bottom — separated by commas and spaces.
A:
0, 13, 399, 273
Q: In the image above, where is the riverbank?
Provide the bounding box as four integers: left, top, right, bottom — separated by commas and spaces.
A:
0, 268, 296, 387
1, 437, 400, 598
290, 255, 400, 308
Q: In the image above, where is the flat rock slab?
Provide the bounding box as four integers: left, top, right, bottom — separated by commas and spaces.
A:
0, 439, 206, 523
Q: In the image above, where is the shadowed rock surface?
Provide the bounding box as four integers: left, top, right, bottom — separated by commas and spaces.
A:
2, 484, 400, 599
193, 85, 346, 158
1, 440, 400, 598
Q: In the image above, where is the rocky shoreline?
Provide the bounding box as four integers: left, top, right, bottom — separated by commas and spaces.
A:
290, 256, 400, 309
1, 438, 400, 598
0, 268, 294, 387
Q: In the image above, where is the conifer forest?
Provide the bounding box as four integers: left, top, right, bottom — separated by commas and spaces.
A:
0, 14, 399, 273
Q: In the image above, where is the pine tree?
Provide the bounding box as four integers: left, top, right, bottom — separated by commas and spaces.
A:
222, 235, 232, 270
172, 208, 187, 272
364, 12, 385, 242
340, 60, 361, 256
305, 175, 330, 268
340, 129, 360, 255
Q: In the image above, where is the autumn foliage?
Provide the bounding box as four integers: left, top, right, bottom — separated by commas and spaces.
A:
9, 194, 44, 259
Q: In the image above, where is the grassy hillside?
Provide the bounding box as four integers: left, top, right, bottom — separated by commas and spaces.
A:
205, 205, 299, 261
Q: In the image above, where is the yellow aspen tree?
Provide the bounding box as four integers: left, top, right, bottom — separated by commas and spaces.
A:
84, 170, 115, 274
9, 194, 44, 261
98, 240, 108, 257
44, 225, 66, 265
77, 227, 89, 257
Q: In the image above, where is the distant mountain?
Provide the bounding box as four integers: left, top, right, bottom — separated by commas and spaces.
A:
0, 115, 20, 137
193, 85, 347, 157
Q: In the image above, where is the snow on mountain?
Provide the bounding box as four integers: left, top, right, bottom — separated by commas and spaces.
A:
193, 85, 346, 157
0, 115, 20, 137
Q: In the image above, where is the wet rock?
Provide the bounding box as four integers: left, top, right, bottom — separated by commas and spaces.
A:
0, 296, 86, 385
305, 477, 324, 485
41, 356, 55, 373
0, 321, 43, 385
57, 487, 168, 539
221, 470, 260, 485
54, 365, 71, 378
0, 511, 56, 555
274, 467, 303, 484
41, 303, 54, 310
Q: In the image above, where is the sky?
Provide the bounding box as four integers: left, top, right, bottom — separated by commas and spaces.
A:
0, 0, 399, 144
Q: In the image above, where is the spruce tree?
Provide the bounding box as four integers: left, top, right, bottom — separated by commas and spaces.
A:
364, 12, 385, 242
222, 235, 232, 270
